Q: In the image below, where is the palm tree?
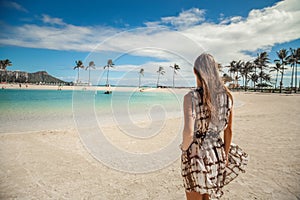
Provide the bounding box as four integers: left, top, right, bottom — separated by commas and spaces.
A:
270, 62, 282, 91
235, 60, 244, 88
227, 60, 237, 88
295, 48, 300, 92
254, 52, 270, 92
287, 48, 296, 92
104, 59, 114, 87
250, 73, 259, 91
256, 71, 272, 89
274, 49, 288, 93
228, 60, 243, 88
258, 71, 272, 86
73, 60, 84, 84
287, 48, 300, 93
0, 59, 12, 70
240, 61, 254, 91
227, 60, 238, 88
222, 73, 234, 84
0, 59, 12, 83
156, 66, 165, 88
86, 61, 95, 86
138, 68, 144, 88
170, 63, 180, 88
250, 61, 258, 91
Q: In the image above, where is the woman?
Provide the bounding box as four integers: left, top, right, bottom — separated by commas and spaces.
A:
180, 53, 248, 200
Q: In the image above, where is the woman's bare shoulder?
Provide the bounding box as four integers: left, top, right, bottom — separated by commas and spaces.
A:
183, 91, 193, 104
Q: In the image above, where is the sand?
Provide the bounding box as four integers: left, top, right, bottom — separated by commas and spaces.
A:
0, 83, 186, 93
0, 91, 300, 199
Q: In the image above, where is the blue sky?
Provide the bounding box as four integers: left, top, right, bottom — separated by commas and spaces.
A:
0, 0, 299, 87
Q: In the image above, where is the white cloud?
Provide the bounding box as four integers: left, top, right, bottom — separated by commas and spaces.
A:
143, 21, 161, 28
1, 1, 28, 12
41, 14, 65, 25
0, 21, 119, 52
1, 0, 298, 65
160, 8, 206, 29
182, 0, 300, 64
220, 16, 244, 25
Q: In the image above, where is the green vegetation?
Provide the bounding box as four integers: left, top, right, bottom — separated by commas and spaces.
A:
103, 59, 114, 87
170, 63, 180, 88
225, 48, 300, 93
156, 66, 166, 88
73, 60, 84, 84
138, 68, 144, 88
1, 47, 299, 92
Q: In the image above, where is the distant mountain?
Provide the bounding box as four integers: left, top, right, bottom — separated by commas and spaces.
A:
0, 70, 68, 84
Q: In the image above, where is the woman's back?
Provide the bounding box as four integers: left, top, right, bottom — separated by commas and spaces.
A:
190, 88, 232, 135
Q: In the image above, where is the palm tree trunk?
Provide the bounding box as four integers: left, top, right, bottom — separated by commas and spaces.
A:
254, 66, 257, 92
5, 70, 8, 83
139, 74, 141, 88
237, 71, 240, 90
279, 71, 284, 93
106, 68, 110, 86
88, 68, 91, 86
260, 68, 263, 92
173, 69, 175, 88
244, 74, 247, 91
242, 75, 245, 91
290, 64, 294, 92
294, 63, 297, 93
254, 79, 256, 91
157, 73, 160, 88
275, 71, 279, 91
279, 59, 285, 93
236, 72, 238, 88
77, 68, 80, 83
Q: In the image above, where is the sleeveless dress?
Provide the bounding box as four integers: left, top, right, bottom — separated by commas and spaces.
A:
181, 88, 249, 199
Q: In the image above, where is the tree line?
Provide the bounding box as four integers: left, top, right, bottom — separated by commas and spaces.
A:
224, 47, 300, 93
73, 59, 181, 88
1, 47, 299, 93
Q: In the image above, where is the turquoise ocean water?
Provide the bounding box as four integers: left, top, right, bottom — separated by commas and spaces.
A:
0, 89, 183, 133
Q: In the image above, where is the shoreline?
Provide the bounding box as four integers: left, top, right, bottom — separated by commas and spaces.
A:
1, 83, 299, 95
0, 83, 191, 93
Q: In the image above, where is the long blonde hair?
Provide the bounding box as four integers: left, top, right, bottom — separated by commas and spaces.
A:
194, 53, 232, 127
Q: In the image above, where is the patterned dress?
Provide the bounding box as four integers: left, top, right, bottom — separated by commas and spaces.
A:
181, 88, 248, 199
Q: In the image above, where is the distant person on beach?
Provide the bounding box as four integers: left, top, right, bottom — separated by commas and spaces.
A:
180, 53, 248, 200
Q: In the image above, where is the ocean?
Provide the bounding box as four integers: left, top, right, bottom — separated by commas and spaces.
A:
0, 89, 183, 134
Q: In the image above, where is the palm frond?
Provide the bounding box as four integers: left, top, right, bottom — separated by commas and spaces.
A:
139, 68, 144, 76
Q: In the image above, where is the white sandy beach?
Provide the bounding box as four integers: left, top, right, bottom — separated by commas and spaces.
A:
1, 83, 181, 93
0, 90, 300, 199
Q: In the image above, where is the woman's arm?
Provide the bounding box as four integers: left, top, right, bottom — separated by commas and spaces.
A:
224, 108, 233, 164
181, 93, 195, 151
